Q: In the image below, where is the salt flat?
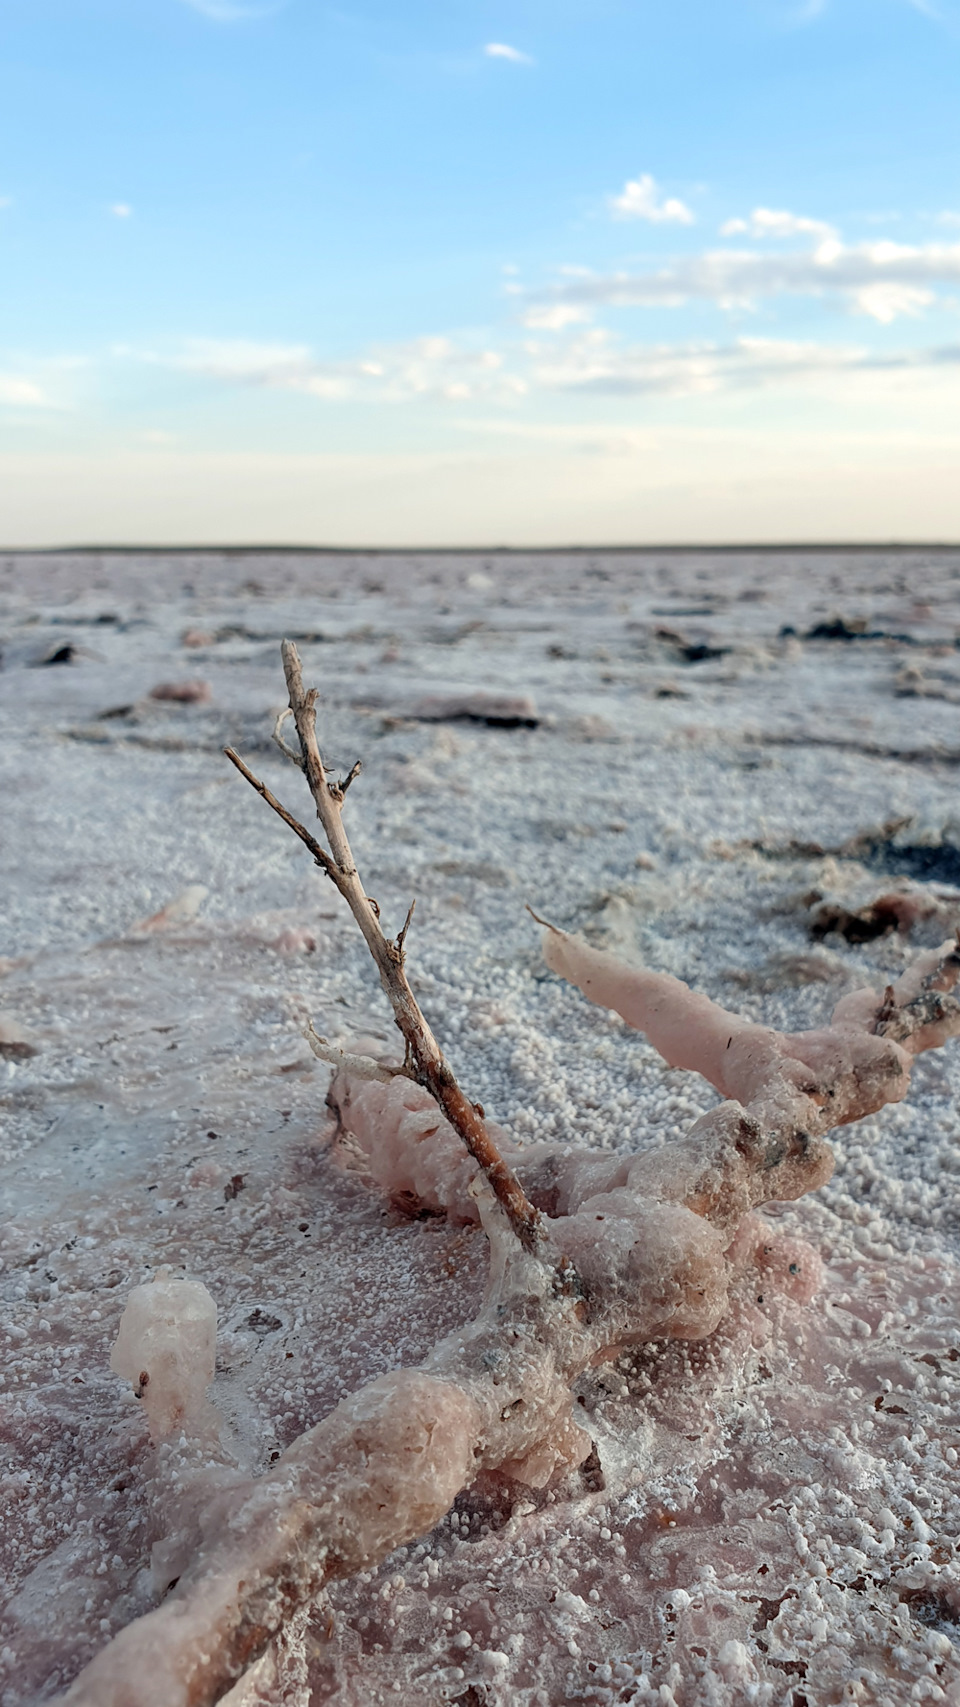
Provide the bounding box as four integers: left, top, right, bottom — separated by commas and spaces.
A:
3, 546, 960, 1707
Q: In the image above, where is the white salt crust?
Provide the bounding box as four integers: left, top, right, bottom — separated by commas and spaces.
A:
3, 547, 960, 1706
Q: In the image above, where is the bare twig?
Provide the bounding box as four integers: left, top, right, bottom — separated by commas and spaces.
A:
300, 1020, 405, 1084
223, 748, 335, 879
526, 902, 559, 933
228, 641, 544, 1252
396, 898, 416, 960
272, 707, 304, 769
340, 759, 362, 793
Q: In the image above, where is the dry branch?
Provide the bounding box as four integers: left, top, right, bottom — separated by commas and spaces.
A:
232, 640, 543, 1253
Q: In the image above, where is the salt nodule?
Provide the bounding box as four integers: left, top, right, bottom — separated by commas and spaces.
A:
110, 1275, 219, 1444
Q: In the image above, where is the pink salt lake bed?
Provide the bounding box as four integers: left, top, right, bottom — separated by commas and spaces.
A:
3, 546, 960, 1706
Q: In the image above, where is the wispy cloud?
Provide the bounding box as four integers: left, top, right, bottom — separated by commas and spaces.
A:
110, 203, 133, 219
720, 207, 834, 240
522, 236, 960, 323
0, 374, 53, 408
521, 327, 960, 397
610, 174, 695, 225
484, 42, 533, 64
172, 340, 316, 384
522, 303, 593, 330
850, 282, 933, 323
178, 0, 285, 20
142, 336, 528, 404
125, 326, 960, 413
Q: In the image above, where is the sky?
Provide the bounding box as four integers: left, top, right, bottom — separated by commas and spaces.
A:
2, 0, 960, 546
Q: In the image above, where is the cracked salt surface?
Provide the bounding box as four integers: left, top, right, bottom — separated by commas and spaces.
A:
3, 546, 960, 1705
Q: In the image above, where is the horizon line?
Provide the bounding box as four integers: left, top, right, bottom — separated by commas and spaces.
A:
3, 539, 960, 557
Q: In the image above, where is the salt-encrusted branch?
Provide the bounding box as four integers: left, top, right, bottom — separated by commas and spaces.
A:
300, 1019, 403, 1084
227, 641, 543, 1253
52, 908, 960, 1707
541, 923, 960, 1144
331, 926, 960, 1242
57, 668, 960, 1707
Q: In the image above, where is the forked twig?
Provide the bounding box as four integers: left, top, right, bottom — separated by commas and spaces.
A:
227, 640, 544, 1252
223, 747, 334, 877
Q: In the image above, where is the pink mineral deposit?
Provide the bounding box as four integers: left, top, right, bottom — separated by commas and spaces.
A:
149, 679, 212, 703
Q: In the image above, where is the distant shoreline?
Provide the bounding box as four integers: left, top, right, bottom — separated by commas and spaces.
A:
4, 540, 960, 557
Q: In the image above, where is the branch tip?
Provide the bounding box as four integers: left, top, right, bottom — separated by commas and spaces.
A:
301, 1020, 404, 1084
526, 903, 561, 934
223, 747, 336, 879
272, 707, 304, 769
396, 899, 416, 959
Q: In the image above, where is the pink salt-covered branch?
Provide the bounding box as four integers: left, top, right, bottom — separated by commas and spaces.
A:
56, 930, 960, 1707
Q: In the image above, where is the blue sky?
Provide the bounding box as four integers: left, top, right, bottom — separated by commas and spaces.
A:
2, 0, 960, 544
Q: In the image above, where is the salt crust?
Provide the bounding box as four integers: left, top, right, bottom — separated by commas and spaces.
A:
4, 548, 960, 1706
50, 892, 960, 1698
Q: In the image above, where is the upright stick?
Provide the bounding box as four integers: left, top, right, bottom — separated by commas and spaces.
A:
226, 640, 543, 1251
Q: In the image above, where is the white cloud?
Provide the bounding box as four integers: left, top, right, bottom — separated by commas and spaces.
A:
484, 42, 533, 64
111, 203, 133, 219
0, 374, 51, 407
851, 283, 934, 323
0, 197, 11, 210
720, 207, 835, 240
174, 339, 316, 383
610, 174, 695, 225
129, 323, 960, 419
523, 236, 960, 322
519, 327, 960, 399
937, 210, 960, 227
149, 335, 527, 405
521, 303, 593, 330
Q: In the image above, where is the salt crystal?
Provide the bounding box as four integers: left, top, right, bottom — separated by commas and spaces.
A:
110, 1277, 218, 1443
